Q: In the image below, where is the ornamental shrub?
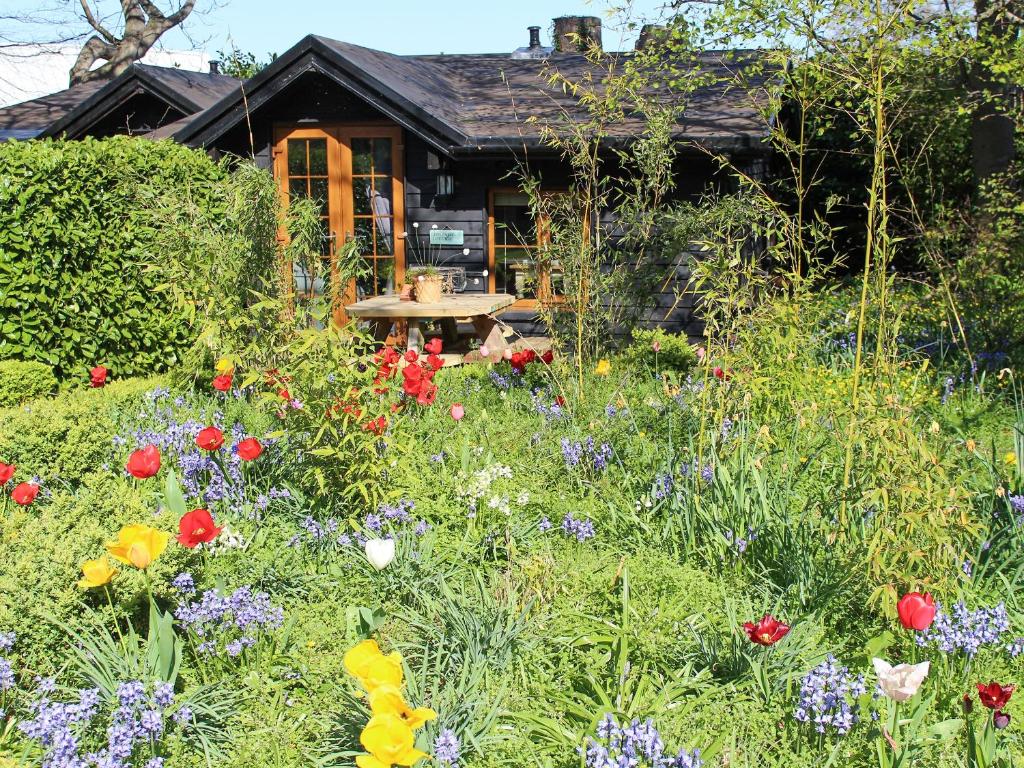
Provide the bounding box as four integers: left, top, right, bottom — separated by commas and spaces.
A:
0, 359, 57, 407
0, 137, 226, 380
626, 327, 698, 373
0, 376, 165, 485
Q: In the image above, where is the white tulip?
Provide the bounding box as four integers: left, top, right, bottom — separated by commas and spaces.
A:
479, 344, 490, 357
872, 658, 929, 701
364, 538, 395, 570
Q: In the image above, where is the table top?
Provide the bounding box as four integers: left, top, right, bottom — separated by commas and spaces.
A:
345, 292, 516, 319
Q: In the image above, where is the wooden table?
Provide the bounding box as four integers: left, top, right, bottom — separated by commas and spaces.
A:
345, 293, 516, 354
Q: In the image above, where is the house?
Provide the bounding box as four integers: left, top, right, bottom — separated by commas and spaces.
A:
1, 17, 773, 336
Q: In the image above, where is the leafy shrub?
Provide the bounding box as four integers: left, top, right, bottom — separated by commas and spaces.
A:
0, 376, 164, 484
626, 328, 698, 373
0, 137, 225, 380
0, 359, 56, 406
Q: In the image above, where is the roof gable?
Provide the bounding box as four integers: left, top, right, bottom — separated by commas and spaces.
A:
0, 81, 105, 141
40, 64, 240, 139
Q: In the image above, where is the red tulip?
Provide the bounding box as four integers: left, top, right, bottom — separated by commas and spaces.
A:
450, 403, 464, 421
713, 366, 726, 380
363, 416, 387, 435
402, 364, 424, 397
90, 365, 108, 388
0, 462, 14, 485
424, 338, 443, 355
426, 353, 444, 372
896, 592, 936, 631
125, 445, 161, 479
235, 437, 263, 461
978, 682, 1015, 710
555, 395, 566, 407
212, 374, 233, 392
10, 482, 39, 506
510, 352, 526, 374
416, 381, 437, 406
742, 614, 790, 646
277, 388, 290, 400
195, 426, 224, 451
541, 349, 554, 365
176, 509, 222, 548
404, 349, 419, 363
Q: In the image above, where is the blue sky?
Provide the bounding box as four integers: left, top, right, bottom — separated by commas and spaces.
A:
160, 0, 672, 58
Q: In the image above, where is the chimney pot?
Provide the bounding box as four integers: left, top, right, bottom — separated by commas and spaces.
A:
528, 25, 541, 49
209, 60, 220, 75
552, 16, 602, 53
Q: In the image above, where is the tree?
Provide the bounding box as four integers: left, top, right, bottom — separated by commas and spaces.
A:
69, 0, 196, 85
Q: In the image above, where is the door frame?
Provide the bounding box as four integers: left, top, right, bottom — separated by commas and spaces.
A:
273, 123, 405, 324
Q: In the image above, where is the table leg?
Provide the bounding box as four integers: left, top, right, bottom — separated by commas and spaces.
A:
472, 314, 508, 354
407, 318, 424, 354
371, 319, 391, 344
440, 317, 459, 345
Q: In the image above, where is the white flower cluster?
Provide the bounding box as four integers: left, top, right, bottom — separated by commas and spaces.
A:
458, 464, 513, 502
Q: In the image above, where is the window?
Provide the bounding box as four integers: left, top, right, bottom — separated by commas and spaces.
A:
488, 189, 563, 305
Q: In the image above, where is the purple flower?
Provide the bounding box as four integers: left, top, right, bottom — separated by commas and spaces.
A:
561, 513, 595, 542
916, 601, 1010, 657
582, 714, 702, 768
434, 728, 461, 766
793, 656, 865, 735
171, 572, 195, 595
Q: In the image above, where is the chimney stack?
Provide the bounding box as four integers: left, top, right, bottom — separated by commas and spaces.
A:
635, 24, 667, 51
209, 59, 221, 75
552, 16, 602, 53
528, 25, 542, 49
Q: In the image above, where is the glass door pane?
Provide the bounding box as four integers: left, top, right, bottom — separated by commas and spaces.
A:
348, 136, 395, 299
282, 135, 334, 298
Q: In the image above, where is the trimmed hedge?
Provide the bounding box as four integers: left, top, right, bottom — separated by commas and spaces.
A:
0, 359, 57, 407
0, 137, 226, 380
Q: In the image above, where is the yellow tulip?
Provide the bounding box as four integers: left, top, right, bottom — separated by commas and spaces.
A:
1005, 452, 1018, 466
594, 359, 611, 377
368, 684, 437, 730
358, 713, 428, 768
966, 439, 977, 453
106, 524, 170, 570
344, 640, 404, 692
78, 558, 117, 588
215, 356, 235, 374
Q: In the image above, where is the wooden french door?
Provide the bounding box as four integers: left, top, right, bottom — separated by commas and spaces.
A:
273, 124, 405, 322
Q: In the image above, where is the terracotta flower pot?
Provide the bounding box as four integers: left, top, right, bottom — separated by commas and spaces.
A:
399, 284, 414, 302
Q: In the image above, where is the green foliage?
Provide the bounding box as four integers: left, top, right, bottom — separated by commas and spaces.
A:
0, 359, 56, 407
0, 376, 164, 483
626, 328, 697, 374
0, 137, 225, 379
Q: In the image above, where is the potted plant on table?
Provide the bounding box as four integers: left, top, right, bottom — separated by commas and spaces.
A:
408, 266, 444, 304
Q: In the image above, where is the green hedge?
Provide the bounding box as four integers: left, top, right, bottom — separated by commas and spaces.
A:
0, 137, 226, 380
0, 359, 57, 407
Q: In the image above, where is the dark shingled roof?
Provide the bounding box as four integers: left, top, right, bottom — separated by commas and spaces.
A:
171, 35, 773, 155
39, 63, 240, 138
0, 81, 105, 141
0, 63, 239, 141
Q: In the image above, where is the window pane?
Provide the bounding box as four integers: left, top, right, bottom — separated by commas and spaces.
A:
287, 140, 307, 176
494, 191, 530, 207
352, 139, 372, 174
353, 179, 372, 215
354, 219, 374, 252
496, 248, 536, 299
372, 177, 392, 208
372, 139, 392, 174
289, 178, 308, 199
494, 204, 536, 247
308, 139, 328, 175
309, 177, 329, 214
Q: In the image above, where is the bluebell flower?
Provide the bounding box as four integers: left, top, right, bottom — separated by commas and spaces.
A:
793, 655, 865, 735
434, 728, 461, 766
561, 513, 595, 542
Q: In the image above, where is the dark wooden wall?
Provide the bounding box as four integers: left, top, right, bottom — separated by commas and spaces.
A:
205, 70, 762, 342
